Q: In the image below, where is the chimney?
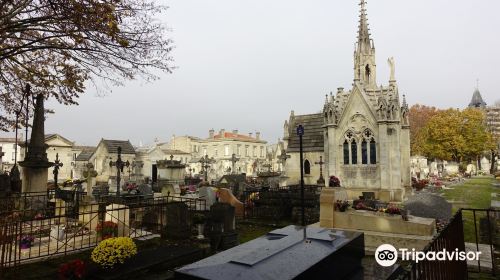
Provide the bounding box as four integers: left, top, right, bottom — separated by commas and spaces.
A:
256, 132, 261, 140
209, 129, 214, 138
219, 129, 225, 137
249, 132, 253, 138
232, 129, 238, 134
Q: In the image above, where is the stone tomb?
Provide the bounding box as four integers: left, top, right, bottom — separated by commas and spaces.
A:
175, 225, 364, 280
320, 187, 436, 253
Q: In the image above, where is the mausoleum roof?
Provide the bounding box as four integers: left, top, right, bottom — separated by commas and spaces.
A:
287, 113, 324, 153
101, 139, 136, 154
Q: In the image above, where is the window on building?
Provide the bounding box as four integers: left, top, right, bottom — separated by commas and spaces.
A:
351, 140, 357, 164
361, 140, 368, 164
237, 145, 241, 155
224, 145, 229, 156
304, 160, 311, 175
343, 140, 349, 164
370, 139, 377, 164
260, 146, 264, 157
245, 146, 249, 156
253, 146, 256, 157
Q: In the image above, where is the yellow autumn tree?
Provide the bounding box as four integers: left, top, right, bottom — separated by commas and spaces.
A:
420, 108, 495, 163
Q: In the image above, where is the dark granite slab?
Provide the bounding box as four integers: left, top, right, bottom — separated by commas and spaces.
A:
175, 225, 364, 280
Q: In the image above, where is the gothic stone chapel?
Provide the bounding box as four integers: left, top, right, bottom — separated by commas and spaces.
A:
283, 0, 410, 201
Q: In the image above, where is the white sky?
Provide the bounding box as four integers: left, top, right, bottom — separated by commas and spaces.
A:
5, 0, 499, 146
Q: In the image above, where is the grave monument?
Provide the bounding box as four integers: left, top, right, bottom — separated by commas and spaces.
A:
19, 92, 53, 193
283, 0, 410, 202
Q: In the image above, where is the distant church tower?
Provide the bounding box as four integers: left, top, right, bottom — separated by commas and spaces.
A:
283, 0, 410, 202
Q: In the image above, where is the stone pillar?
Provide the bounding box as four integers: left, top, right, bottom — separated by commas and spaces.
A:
400, 127, 411, 188
319, 188, 336, 228
19, 93, 53, 193
326, 125, 338, 180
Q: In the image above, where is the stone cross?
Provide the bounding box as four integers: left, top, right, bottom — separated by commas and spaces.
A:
230, 153, 239, 174
53, 153, 63, 188
109, 146, 129, 196
199, 155, 215, 182
315, 156, 325, 185
84, 162, 98, 194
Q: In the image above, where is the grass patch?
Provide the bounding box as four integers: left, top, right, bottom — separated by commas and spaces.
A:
440, 176, 499, 243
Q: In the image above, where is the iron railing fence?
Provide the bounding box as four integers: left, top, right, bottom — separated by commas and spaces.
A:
0, 194, 207, 271
389, 208, 499, 280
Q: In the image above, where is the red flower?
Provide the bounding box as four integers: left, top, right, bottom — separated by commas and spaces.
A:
59, 259, 86, 280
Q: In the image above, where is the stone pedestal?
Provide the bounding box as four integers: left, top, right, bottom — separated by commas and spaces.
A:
21, 167, 49, 193
319, 187, 348, 228
106, 203, 130, 237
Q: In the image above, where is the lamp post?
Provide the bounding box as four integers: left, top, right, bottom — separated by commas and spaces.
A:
297, 124, 305, 232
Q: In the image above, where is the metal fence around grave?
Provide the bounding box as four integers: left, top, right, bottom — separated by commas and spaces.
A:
241, 185, 321, 223
0, 192, 206, 271
389, 208, 499, 280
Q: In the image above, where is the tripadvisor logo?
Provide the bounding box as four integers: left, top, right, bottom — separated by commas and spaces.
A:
375, 244, 398, 267
375, 244, 482, 267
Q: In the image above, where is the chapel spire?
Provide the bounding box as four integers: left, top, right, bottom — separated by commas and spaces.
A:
354, 0, 377, 88
357, 0, 372, 54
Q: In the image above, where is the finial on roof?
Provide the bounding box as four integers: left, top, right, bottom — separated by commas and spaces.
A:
402, 94, 408, 108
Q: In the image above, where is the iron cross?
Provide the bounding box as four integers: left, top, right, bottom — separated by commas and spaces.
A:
53, 153, 64, 188
315, 156, 325, 181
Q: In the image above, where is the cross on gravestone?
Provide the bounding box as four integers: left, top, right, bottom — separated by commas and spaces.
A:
315, 156, 325, 185
170, 155, 174, 161
53, 153, 64, 188
109, 147, 129, 196
230, 153, 239, 174
199, 155, 215, 182
84, 163, 98, 194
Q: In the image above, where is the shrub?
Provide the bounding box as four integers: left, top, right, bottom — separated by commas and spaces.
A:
58, 259, 86, 280
91, 237, 137, 268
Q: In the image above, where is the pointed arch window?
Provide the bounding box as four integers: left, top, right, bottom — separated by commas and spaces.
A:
304, 160, 311, 175
361, 140, 368, 164
370, 138, 377, 164
343, 140, 349, 164
351, 140, 358, 164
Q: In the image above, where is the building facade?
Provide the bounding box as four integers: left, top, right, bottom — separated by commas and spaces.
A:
284, 0, 411, 201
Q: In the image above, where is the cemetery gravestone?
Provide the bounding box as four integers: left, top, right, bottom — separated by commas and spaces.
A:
165, 202, 190, 239
209, 203, 238, 250
404, 193, 452, 220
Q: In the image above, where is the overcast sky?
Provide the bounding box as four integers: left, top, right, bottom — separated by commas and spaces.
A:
4, 0, 499, 146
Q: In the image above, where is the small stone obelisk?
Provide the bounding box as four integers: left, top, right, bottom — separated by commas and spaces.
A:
19, 93, 53, 193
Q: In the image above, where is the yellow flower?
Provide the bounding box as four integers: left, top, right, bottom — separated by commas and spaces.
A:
91, 237, 137, 268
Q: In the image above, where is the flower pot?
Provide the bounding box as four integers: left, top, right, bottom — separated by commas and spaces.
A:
196, 224, 205, 239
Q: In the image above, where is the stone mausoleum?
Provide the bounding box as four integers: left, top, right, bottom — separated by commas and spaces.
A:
284, 0, 410, 201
